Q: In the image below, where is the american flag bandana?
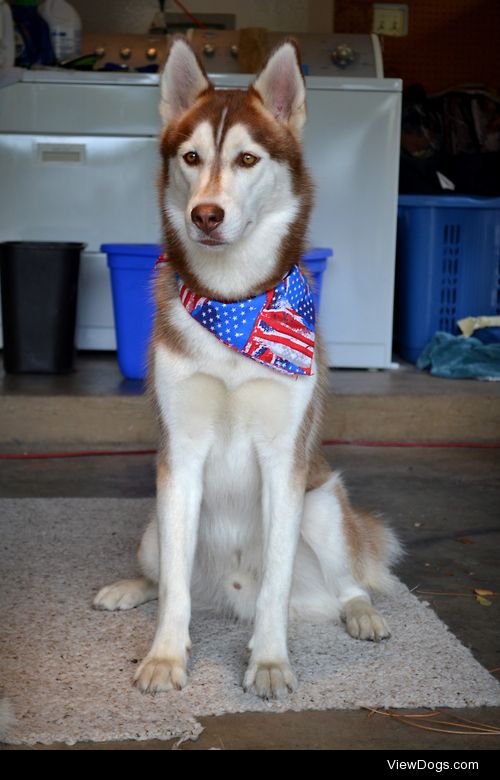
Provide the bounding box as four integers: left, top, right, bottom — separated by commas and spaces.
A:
178, 265, 316, 376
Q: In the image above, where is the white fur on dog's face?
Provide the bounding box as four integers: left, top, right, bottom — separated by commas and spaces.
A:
164, 117, 300, 298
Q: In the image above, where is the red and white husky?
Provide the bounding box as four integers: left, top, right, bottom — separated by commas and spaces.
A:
94, 38, 400, 699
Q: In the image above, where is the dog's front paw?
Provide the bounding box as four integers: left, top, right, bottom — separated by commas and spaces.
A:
344, 597, 391, 642
134, 655, 187, 694
243, 660, 297, 700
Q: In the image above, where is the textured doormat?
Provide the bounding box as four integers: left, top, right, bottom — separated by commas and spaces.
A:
1, 498, 499, 746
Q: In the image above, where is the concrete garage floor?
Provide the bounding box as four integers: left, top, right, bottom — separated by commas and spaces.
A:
1, 445, 499, 750
0, 355, 499, 750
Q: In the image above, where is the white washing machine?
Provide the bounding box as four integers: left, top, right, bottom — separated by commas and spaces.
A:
0, 33, 401, 367
0, 69, 162, 351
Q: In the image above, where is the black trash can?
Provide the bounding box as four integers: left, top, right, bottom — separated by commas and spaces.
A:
1, 241, 84, 374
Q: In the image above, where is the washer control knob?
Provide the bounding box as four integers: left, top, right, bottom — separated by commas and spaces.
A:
331, 43, 355, 68
119, 47, 132, 61
146, 47, 158, 61
203, 43, 215, 57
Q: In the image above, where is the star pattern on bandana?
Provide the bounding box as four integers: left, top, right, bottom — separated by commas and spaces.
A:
178, 265, 316, 376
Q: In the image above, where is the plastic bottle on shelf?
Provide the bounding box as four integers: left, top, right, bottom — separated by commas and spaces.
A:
39, 0, 81, 63
0, 0, 15, 69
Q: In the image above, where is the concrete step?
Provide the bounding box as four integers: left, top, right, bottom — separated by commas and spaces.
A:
1, 353, 499, 445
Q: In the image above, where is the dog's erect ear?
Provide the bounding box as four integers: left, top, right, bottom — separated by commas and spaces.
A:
160, 37, 212, 124
251, 40, 306, 136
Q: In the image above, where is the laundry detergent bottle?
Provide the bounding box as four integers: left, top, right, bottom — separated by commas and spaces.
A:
12, 0, 55, 66
39, 0, 81, 62
0, 0, 15, 68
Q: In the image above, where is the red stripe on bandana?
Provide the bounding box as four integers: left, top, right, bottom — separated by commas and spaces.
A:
176, 264, 316, 377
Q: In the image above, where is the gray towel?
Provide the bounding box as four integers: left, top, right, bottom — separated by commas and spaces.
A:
417, 331, 500, 379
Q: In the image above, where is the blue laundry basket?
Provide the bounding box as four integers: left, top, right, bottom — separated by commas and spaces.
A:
395, 195, 500, 363
301, 247, 332, 313
103, 244, 332, 380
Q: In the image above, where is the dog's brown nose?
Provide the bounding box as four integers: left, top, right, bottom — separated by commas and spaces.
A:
191, 204, 225, 234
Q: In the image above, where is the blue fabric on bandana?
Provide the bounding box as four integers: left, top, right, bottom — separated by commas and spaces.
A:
178, 264, 316, 376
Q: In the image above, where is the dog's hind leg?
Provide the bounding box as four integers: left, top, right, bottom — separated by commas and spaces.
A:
93, 578, 157, 611
93, 517, 159, 611
296, 470, 400, 639
343, 596, 390, 641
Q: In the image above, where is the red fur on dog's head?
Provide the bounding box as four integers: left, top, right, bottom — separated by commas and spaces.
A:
158, 37, 313, 301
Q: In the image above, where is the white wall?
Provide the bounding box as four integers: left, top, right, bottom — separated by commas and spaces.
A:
69, 0, 332, 34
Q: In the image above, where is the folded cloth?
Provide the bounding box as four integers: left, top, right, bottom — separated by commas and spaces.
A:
458, 315, 500, 338
417, 331, 500, 379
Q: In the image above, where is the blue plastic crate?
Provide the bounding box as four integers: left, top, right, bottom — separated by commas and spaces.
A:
102, 244, 332, 380
395, 195, 500, 363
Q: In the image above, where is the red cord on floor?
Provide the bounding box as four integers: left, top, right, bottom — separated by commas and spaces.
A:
0, 449, 157, 460
0, 441, 499, 459
322, 439, 500, 449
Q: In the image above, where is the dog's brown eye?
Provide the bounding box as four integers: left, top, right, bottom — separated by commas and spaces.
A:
183, 151, 200, 166
238, 152, 259, 168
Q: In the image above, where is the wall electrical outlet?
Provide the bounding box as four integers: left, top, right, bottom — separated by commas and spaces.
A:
373, 4, 409, 37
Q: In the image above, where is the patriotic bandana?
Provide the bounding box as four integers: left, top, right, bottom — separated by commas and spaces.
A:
177, 265, 316, 376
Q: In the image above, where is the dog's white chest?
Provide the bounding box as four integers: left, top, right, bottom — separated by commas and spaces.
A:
154, 342, 311, 521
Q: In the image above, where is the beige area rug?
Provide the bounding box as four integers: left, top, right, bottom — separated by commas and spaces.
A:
1, 498, 499, 746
